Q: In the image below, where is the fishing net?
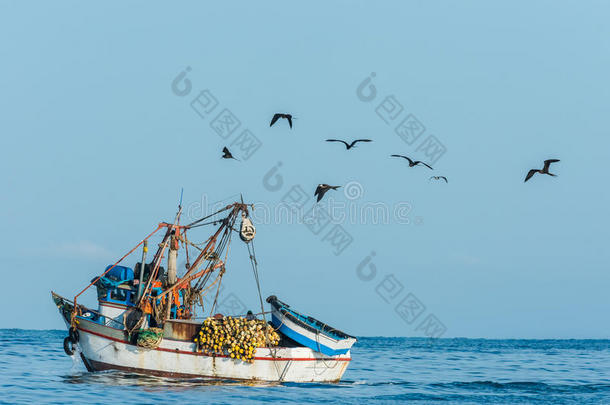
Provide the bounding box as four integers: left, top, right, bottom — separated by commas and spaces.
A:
136, 327, 164, 349
194, 316, 280, 363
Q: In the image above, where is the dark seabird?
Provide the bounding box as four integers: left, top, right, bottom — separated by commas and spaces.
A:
326, 139, 372, 150
390, 154, 433, 169
221, 146, 238, 160
524, 159, 560, 182
314, 184, 341, 202
270, 113, 293, 128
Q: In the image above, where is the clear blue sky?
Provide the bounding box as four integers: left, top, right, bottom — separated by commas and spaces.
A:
0, 1, 608, 338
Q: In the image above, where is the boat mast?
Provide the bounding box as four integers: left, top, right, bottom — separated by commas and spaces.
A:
167, 192, 183, 287
136, 240, 148, 300
136, 206, 183, 309
164, 204, 182, 320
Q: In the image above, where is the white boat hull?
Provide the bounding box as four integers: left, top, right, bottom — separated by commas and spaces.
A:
74, 318, 351, 382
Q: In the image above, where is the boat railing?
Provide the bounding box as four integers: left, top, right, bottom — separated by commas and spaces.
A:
53, 292, 130, 329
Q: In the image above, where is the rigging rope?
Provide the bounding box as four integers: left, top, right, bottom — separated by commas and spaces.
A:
205, 215, 236, 314
247, 239, 283, 380
185, 205, 233, 228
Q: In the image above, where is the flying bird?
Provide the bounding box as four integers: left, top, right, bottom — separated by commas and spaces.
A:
326, 138, 372, 150
390, 155, 433, 170
430, 176, 448, 183
270, 113, 293, 128
314, 184, 341, 202
524, 159, 560, 182
221, 146, 238, 160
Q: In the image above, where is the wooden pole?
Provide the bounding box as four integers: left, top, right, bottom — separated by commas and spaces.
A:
136, 240, 148, 300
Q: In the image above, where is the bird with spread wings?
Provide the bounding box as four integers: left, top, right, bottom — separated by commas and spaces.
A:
524, 159, 560, 182
270, 113, 293, 128
326, 138, 372, 150
390, 154, 433, 170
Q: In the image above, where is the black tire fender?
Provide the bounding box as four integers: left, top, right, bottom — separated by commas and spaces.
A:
69, 327, 79, 343
63, 336, 75, 356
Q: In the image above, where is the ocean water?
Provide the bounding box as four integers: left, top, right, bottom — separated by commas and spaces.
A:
2, 330, 610, 404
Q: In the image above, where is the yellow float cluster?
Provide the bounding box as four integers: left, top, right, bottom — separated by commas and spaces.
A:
194, 316, 281, 363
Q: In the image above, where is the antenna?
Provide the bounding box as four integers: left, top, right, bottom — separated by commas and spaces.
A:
240, 193, 248, 216
179, 187, 184, 209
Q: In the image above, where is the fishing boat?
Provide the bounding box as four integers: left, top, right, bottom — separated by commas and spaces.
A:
51, 200, 355, 382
